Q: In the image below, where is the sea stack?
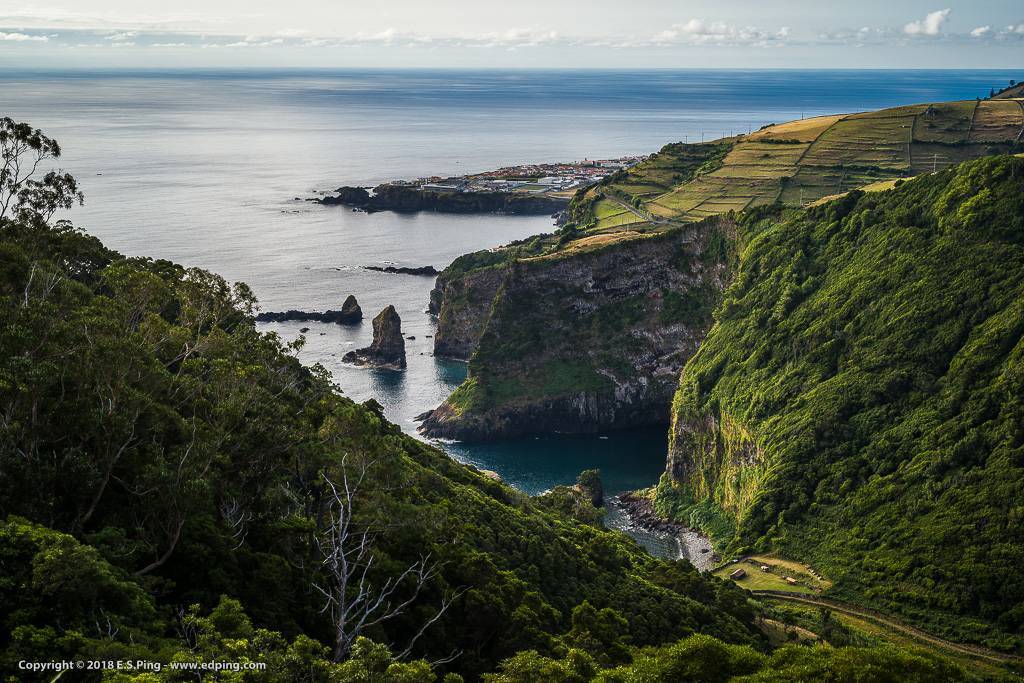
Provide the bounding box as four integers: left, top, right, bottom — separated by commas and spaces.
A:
342, 305, 406, 369
339, 294, 362, 323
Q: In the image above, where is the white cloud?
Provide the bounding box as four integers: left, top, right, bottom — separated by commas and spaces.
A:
0, 30, 48, 41
903, 9, 950, 36
475, 28, 560, 48
0, 6, 240, 32
970, 26, 991, 38
104, 31, 137, 42
650, 18, 789, 47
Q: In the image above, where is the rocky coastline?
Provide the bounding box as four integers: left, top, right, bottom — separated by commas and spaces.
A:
317, 184, 568, 216
365, 264, 439, 276
419, 220, 736, 440
613, 492, 718, 571
255, 295, 362, 325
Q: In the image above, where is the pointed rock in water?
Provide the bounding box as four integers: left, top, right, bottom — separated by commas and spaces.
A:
340, 294, 362, 322
342, 305, 406, 369
254, 294, 362, 325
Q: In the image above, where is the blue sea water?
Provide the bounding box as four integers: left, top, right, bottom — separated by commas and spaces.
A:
3, 68, 1016, 556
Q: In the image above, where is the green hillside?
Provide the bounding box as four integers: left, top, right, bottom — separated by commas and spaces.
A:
0, 180, 769, 679
656, 155, 1024, 654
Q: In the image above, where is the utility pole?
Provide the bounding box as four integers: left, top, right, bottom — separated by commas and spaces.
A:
932, 153, 938, 173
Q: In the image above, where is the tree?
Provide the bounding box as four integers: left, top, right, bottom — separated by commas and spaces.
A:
313, 459, 463, 662
0, 117, 82, 223
576, 470, 603, 508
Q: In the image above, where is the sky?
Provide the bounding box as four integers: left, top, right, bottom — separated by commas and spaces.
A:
0, 1, 1022, 69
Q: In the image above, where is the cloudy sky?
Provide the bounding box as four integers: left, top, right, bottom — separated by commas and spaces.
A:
1, 1, 1022, 68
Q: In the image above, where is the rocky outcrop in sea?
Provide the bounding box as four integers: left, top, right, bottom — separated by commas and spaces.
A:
342, 305, 407, 370
255, 295, 362, 325
365, 265, 439, 276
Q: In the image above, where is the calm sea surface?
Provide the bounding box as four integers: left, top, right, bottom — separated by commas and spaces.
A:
4, 69, 1014, 558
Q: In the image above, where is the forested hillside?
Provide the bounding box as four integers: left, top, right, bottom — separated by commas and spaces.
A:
657, 155, 1024, 654
0, 120, 771, 681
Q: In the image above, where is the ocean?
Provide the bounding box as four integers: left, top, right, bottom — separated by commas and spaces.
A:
4, 68, 1015, 557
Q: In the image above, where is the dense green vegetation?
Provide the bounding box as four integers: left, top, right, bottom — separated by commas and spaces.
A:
0, 120, 776, 681
0, 222, 762, 678
658, 155, 1024, 653
483, 633, 969, 682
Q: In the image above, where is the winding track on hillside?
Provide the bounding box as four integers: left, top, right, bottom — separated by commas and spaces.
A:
752, 590, 1024, 666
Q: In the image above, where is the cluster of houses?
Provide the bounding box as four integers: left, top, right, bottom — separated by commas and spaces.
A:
410, 156, 646, 196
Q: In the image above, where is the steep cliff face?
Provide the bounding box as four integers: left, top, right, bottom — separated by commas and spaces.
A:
420, 219, 737, 440
429, 265, 506, 359
656, 157, 1024, 650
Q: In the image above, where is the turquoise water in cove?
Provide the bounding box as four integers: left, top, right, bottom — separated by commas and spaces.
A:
4, 68, 1016, 558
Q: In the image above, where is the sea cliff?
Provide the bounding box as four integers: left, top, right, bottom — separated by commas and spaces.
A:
419, 218, 737, 440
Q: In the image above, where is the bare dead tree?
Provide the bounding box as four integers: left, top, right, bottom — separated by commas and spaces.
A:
313, 461, 460, 663
220, 497, 254, 550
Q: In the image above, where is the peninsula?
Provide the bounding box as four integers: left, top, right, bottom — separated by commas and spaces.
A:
316, 156, 644, 215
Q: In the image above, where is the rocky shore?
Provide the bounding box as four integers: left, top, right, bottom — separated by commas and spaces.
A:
613, 492, 718, 571
317, 184, 568, 215
365, 265, 439, 276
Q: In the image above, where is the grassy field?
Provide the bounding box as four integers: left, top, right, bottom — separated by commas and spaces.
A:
572, 98, 1023, 240
712, 555, 830, 594
764, 600, 1021, 681
970, 99, 1024, 142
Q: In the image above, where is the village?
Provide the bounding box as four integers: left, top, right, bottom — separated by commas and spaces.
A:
391, 155, 647, 197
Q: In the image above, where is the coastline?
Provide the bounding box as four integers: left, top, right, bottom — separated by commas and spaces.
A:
611, 492, 718, 571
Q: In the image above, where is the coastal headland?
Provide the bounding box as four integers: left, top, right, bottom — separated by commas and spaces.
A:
316, 156, 644, 215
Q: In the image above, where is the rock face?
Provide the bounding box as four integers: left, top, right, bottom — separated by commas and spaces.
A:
419, 219, 736, 440
340, 295, 362, 321
343, 305, 406, 369
256, 295, 362, 324
318, 186, 371, 206
429, 266, 507, 358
